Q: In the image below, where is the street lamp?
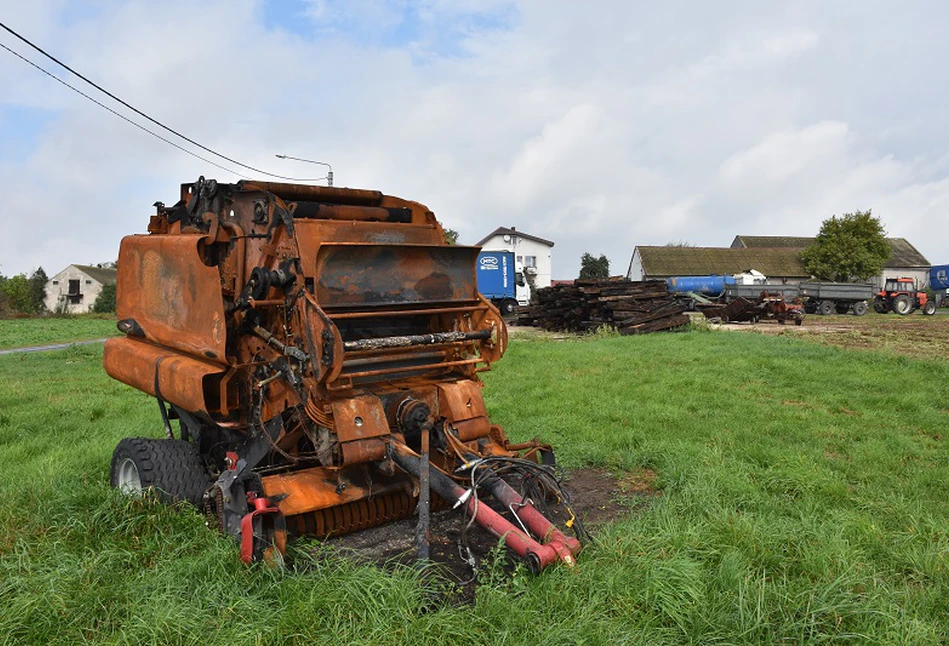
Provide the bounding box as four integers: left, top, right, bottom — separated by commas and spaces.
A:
274, 154, 334, 186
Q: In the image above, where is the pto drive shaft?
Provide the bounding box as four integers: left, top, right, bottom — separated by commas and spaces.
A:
389, 444, 577, 573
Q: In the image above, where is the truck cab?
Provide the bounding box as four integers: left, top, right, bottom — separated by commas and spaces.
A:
476, 250, 531, 315
514, 261, 531, 307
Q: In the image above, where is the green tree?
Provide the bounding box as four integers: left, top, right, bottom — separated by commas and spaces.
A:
444, 229, 459, 245
29, 267, 48, 314
0, 275, 10, 317
2, 274, 33, 313
579, 253, 610, 280
800, 210, 889, 282
92, 283, 117, 313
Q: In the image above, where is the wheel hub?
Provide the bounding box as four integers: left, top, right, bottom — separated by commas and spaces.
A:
115, 457, 143, 495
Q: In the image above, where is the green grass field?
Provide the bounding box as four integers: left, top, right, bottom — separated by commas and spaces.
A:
1, 326, 948, 643
0, 316, 119, 350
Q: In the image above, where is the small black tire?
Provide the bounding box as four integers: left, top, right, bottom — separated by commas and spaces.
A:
818, 300, 835, 316
922, 301, 937, 316
499, 299, 517, 315
853, 301, 868, 316
110, 438, 209, 507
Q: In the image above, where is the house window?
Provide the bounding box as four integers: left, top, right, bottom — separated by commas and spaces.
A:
523, 255, 537, 268
68, 279, 81, 295
52, 280, 59, 285
516, 255, 523, 264
85, 279, 92, 285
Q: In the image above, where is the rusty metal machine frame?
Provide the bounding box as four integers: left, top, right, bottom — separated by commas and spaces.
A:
105, 177, 583, 571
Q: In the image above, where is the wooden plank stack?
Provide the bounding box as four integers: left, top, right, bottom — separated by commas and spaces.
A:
513, 278, 689, 334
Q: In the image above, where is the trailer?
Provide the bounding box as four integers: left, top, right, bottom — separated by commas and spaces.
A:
798, 281, 875, 316
722, 283, 800, 302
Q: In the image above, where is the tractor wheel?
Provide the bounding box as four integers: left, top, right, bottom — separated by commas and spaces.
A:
892, 294, 913, 315
110, 438, 209, 507
852, 301, 869, 316
499, 299, 517, 315
872, 299, 888, 314
818, 300, 835, 316
923, 300, 937, 315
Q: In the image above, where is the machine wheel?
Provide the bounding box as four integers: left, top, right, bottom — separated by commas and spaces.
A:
852, 301, 869, 316
922, 300, 937, 315
110, 438, 209, 506
499, 299, 517, 315
892, 294, 912, 315
818, 300, 835, 316
872, 299, 888, 314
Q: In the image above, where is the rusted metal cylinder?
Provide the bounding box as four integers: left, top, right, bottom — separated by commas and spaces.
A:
239, 181, 383, 206
291, 203, 411, 223
390, 447, 562, 573
343, 329, 490, 352
483, 475, 582, 556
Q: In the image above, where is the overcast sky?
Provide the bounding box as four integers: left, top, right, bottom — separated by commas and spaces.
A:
1, 1, 948, 279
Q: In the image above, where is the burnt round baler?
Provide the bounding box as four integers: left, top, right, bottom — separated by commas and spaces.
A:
104, 177, 583, 571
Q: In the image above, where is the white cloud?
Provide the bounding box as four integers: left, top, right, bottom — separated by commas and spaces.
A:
1, 0, 948, 279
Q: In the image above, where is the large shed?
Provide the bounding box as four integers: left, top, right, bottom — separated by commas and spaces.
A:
626, 246, 809, 283
731, 236, 931, 288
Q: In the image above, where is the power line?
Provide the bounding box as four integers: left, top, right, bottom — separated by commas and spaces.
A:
0, 41, 250, 178
0, 21, 323, 182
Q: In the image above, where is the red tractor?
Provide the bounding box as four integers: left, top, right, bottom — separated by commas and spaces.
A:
872, 277, 937, 315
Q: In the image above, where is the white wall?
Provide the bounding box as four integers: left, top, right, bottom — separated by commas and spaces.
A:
872, 268, 930, 290
44, 266, 108, 314
480, 234, 553, 288
626, 248, 645, 281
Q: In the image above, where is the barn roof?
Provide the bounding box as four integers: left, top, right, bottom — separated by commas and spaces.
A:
731, 236, 929, 268
73, 265, 118, 285
636, 246, 808, 278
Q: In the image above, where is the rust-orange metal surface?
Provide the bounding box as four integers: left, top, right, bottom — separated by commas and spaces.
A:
103, 337, 227, 414
261, 466, 406, 517
116, 234, 227, 361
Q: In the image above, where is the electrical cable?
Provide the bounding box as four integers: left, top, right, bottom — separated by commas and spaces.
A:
0, 41, 250, 178
0, 21, 324, 182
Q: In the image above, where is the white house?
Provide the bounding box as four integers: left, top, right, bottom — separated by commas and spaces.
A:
475, 227, 555, 289
44, 264, 117, 314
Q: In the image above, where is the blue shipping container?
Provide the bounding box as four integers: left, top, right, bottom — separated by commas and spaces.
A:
931, 265, 949, 291
476, 251, 516, 300
666, 275, 736, 296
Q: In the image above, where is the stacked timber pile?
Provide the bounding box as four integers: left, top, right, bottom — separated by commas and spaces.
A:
514, 278, 689, 334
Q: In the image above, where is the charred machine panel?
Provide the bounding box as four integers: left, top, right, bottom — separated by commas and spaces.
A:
104, 178, 584, 571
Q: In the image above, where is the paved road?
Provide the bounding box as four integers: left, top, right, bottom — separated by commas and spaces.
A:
0, 338, 109, 356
